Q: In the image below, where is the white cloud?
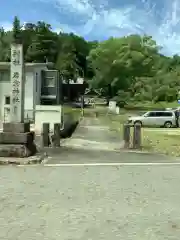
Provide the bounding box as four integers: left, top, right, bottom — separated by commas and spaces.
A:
43, 0, 180, 56
2, 0, 180, 55
0, 21, 28, 31
37, 0, 95, 17
52, 24, 78, 34
0, 22, 13, 31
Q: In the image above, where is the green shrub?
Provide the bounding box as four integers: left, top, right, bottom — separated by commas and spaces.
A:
124, 101, 179, 111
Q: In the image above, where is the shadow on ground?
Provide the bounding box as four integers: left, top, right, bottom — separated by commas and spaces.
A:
43, 146, 179, 164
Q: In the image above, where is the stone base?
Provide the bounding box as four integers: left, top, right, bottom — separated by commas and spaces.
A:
0, 132, 34, 144
0, 122, 37, 158
0, 144, 37, 158
3, 122, 30, 133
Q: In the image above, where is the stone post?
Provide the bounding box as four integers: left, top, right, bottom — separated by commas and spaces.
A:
42, 123, 50, 147
53, 123, 60, 147
133, 124, 142, 149
123, 124, 130, 148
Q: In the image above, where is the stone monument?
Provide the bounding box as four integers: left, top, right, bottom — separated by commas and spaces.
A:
0, 44, 36, 157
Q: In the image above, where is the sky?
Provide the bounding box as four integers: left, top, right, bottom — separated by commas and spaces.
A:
1, 0, 180, 56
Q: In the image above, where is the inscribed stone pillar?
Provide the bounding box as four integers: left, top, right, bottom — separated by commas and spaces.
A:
10, 44, 25, 123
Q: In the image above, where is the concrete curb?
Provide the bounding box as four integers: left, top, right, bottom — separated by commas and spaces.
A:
118, 149, 157, 154
0, 154, 46, 165
118, 148, 176, 158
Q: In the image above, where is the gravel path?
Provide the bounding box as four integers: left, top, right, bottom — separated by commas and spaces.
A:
0, 165, 180, 240
60, 117, 123, 151
46, 117, 177, 164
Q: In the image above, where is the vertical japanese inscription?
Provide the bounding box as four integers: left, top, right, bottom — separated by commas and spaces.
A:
10, 44, 24, 122
12, 71, 20, 103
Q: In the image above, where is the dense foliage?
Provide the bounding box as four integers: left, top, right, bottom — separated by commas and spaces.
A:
1, 16, 180, 104
87, 35, 180, 104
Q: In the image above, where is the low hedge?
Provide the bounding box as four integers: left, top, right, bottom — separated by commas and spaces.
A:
60, 120, 79, 138
124, 104, 166, 111
123, 101, 179, 111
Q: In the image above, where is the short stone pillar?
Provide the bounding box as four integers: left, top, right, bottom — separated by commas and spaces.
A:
133, 124, 141, 149
42, 123, 50, 147
123, 124, 130, 148
53, 123, 60, 147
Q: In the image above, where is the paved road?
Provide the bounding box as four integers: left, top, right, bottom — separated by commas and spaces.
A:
1, 165, 180, 239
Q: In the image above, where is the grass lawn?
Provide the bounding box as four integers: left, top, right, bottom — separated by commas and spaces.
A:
141, 129, 180, 157
63, 106, 81, 121
98, 109, 180, 157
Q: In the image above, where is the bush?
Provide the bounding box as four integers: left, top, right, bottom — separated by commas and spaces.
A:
60, 112, 79, 138
60, 120, 79, 138
116, 100, 127, 108
124, 104, 165, 111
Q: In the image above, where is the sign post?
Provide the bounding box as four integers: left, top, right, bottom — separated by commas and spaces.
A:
10, 44, 25, 123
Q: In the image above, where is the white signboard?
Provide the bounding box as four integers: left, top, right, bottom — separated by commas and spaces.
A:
10, 44, 24, 122
116, 106, 120, 114
109, 101, 116, 112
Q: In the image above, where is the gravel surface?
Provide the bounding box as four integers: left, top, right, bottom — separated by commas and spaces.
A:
1, 117, 179, 240
0, 165, 180, 240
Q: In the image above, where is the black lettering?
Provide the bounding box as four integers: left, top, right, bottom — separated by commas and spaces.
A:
13, 72, 19, 78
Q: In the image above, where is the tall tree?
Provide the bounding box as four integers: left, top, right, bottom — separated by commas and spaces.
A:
55, 34, 79, 81
0, 28, 12, 61
26, 21, 58, 63
12, 16, 22, 43
21, 22, 36, 56
87, 34, 180, 103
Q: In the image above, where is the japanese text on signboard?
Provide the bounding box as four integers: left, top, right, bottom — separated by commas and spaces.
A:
12, 50, 20, 65
11, 49, 21, 104
12, 71, 20, 103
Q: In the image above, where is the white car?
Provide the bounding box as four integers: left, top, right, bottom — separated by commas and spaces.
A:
127, 111, 177, 128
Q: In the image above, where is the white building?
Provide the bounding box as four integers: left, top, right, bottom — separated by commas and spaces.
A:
0, 62, 53, 124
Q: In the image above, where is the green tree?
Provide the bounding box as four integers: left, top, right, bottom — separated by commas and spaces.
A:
87, 34, 180, 103
12, 16, 22, 43
21, 22, 36, 56
26, 21, 58, 63
0, 28, 12, 61
2, 16, 180, 105
87, 35, 158, 99
55, 34, 79, 81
